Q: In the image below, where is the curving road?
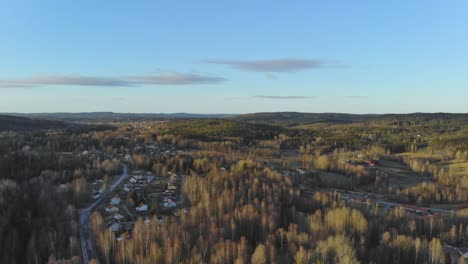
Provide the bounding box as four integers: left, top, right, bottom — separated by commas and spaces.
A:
80, 164, 128, 264
332, 188, 455, 215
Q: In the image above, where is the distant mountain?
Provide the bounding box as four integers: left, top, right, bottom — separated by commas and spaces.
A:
0, 115, 67, 131
5, 112, 237, 122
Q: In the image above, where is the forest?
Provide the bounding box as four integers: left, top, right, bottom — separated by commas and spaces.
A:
1, 112, 468, 263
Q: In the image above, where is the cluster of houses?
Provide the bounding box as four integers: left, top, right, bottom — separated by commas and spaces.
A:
120, 171, 157, 213
162, 172, 181, 208
127, 121, 167, 130
103, 195, 130, 233
125, 171, 156, 192
99, 172, 156, 234
133, 143, 188, 157
57, 149, 110, 162
93, 151, 187, 242
107, 195, 125, 222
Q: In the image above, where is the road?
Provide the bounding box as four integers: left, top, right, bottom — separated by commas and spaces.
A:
375, 200, 454, 214
80, 164, 128, 264
307, 187, 457, 216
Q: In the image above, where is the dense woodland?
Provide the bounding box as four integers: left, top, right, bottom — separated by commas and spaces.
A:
0, 128, 122, 263
1, 113, 468, 263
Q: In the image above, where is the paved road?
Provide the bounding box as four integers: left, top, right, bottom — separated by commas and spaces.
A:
308, 187, 457, 215
80, 164, 128, 264
375, 200, 454, 214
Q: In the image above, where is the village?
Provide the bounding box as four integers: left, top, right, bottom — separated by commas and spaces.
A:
92, 168, 185, 242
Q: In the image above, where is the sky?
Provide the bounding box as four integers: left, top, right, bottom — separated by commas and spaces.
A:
0, 0, 467, 114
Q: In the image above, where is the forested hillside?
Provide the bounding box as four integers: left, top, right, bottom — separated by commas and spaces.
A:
0, 115, 66, 131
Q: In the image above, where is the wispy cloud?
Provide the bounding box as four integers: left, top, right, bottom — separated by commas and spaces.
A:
131, 73, 226, 85
0, 73, 226, 88
253, 95, 318, 99
344, 96, 368, 99
0, 83, 37, 88
205, 58, 334, 73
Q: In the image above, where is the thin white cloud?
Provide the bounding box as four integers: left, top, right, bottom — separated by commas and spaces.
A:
224, 95, 319, 100
253, 95, 318, 99
132, 73, 226, 85
344, 96, 369, 99
205, 58, 332, 73
0, 73, 226, 88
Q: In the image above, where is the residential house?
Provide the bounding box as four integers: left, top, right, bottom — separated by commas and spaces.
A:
105, 205, 119, 213
163, 200, 176, 208
124, 154, 132, 162
111, 196, 121, 205
113, 213, 124, 221
136, 203, 148, 212
457, 248, 468, 259
117, 232, 131, 242
147, 175, 155, 182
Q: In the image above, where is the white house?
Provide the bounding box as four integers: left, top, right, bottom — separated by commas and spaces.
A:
123, 186, 130, 192
124, 154, 132, 162
105, 205, 119, 213
147, 175, 155, 182
113, 213, 124, 220
134, 174, 145, 180
457, 248, 468, 259
296, 168, 306, 175
136, 203, 148, 212
129, 177, 137, 184
164, 200, 176, 208
111, 196, 121, 205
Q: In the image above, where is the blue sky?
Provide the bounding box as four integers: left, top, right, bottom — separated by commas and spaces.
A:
1, 0, 467, 113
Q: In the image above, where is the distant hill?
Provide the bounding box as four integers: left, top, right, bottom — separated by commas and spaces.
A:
0, 115, 67, 132
4, 112, 468, 127
164, 119, 284, 141
231, 112, 468, 127
6, 112, 236, 122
